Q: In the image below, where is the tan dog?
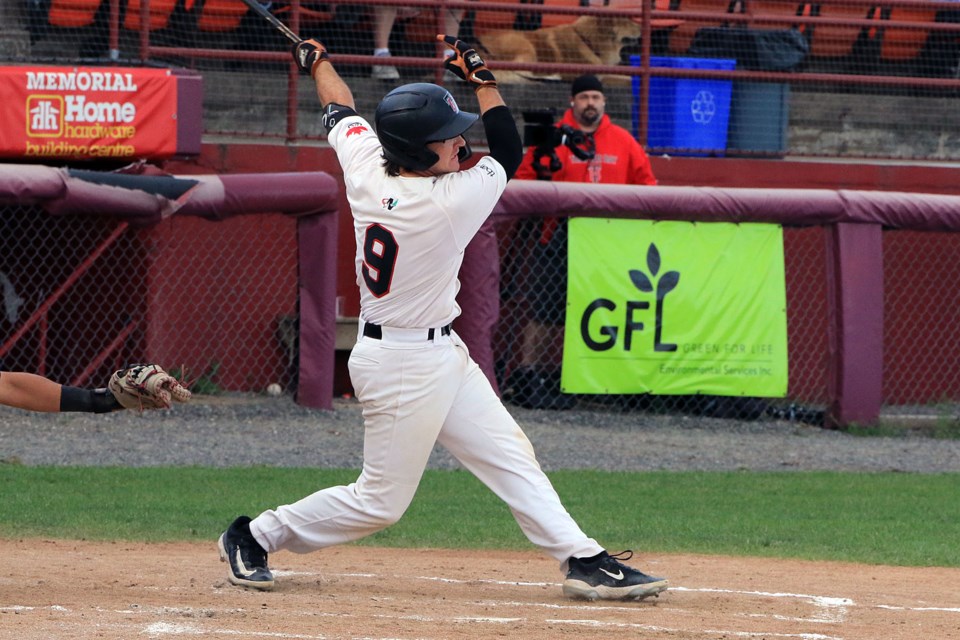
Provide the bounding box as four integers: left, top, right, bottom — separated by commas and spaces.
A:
476, 14, 677, 84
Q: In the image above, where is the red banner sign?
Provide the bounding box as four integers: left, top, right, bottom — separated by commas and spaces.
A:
0, 66, 180, 161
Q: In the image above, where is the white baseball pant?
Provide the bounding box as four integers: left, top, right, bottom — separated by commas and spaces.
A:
250, 325, 603, 569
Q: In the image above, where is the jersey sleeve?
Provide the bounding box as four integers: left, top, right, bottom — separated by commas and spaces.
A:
436, 154, 508, 250
327, 113, 383, 176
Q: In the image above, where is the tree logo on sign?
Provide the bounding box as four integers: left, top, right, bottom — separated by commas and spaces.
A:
579, 242, 680, 353
629, 243, 680, 352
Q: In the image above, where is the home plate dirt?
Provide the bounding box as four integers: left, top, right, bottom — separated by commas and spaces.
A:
3, 539, 958, 639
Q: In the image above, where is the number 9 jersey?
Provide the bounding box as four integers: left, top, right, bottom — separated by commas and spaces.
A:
328, 112, 508, 329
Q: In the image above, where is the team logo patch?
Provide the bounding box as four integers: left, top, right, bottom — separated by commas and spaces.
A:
345, 123, 368, 137
381, 197, 399, 210
443, 91, 459, 114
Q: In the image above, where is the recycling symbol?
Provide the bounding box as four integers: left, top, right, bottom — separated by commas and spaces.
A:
690, 90, 717, 125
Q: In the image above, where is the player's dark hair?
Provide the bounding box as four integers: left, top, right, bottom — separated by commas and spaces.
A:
381, 156, 402, 177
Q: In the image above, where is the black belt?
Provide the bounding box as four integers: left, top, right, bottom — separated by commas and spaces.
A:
362, 322, 452, 341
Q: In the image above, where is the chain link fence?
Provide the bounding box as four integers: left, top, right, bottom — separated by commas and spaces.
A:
491, 216, 960, 424
492, 218, 831, 420
883, 229, 960, 410
1, 204, 299, 396
4, 188, 960, 425
4, 0, 960, 427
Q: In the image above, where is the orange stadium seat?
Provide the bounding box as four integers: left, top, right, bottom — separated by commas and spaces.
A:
746, 1, 813, 32
667, 0, 738, 54
123, 0, 192, 32
48, 0, 103, 28
473, 0, 526, 34
470, 0, 678, 35
406, 0, 674, 41
538, 0, 592, 29
807, 2, 881, 58
537, 0, 675, 29
880, 7, 937, 61
272, 3, 334, 31
197, 0, 250, 32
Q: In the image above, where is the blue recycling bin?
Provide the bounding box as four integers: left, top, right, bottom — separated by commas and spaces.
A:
630, 55, 735, 157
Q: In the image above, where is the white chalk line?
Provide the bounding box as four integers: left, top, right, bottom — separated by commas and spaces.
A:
549, 619, 844, 640
279, 571, 960, 620
143, 622, 325, 638
5, 571, 957, 640
671, 586, 852, 623
876, 604, 960, 613
0, 603, 847, 640
141, 613, 843, 640
320, 571, 856, 621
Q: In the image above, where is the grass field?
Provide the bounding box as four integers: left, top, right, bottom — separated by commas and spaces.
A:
2, 466, 958, 568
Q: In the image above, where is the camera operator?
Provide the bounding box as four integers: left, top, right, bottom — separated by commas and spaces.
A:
508, 74, 657, 410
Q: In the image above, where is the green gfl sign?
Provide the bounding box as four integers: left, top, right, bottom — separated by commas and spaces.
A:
561, 219, 788, 397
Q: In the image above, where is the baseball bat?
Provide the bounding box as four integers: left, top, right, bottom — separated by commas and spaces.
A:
237, 0, 302, 44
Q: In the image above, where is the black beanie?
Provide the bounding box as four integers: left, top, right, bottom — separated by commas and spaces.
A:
571, 74, 604, 96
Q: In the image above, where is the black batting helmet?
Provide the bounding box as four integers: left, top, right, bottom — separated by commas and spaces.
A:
374, 83, 479, 171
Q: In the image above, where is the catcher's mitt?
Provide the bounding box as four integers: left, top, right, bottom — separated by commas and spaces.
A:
108, 364, 192, 410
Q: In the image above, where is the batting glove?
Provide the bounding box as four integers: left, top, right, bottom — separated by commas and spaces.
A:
293, 38, 330, 77
437, 35, 497, 90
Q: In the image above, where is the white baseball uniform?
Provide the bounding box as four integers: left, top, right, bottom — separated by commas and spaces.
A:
249, 110, 603, 568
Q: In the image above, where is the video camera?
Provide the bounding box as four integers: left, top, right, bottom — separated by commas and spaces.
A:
521, 109, 596, 177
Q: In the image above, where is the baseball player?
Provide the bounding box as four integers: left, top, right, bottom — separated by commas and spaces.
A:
218, 34, 668, 602
0, 365, 191, 413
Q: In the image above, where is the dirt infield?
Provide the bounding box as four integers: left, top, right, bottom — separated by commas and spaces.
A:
4, 540, 958, 639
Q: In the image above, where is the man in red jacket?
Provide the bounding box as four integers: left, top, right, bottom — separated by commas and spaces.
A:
508, 74, 657, 409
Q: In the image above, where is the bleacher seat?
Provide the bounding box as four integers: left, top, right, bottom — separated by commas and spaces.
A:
123, 0, 189, 32
880, 6, 937, 61
538, 0, 596, 29
473, 0, 528, 35
537, 0, 675, 29
667, 0, 738, 54
48, 0, 103, 28
807, 3, 881, 58
197, 0, 250, 32
746, 1, 813, 33
404, 0, 677, 43
272, 3, 333, 31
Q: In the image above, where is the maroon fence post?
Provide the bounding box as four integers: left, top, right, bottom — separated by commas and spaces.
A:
296, 211, 339, 410
824, 222, 884, 427
454, 218, 501, 394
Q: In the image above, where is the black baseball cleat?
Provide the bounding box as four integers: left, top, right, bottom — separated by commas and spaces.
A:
562, 550, 668, 601
218, 515, 275, 590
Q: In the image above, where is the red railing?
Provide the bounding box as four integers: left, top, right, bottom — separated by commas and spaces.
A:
86, 0, 959, 154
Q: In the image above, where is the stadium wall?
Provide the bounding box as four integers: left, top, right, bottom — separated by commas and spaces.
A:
162, 142, 960, 424
164, 140, 960, 321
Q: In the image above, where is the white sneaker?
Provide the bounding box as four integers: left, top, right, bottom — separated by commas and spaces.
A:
372, 53, 400, 80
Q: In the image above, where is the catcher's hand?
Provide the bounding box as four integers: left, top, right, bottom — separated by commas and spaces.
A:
293, 38, 330, 77
108, 364, 192, 411
438, 35, 497, 90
